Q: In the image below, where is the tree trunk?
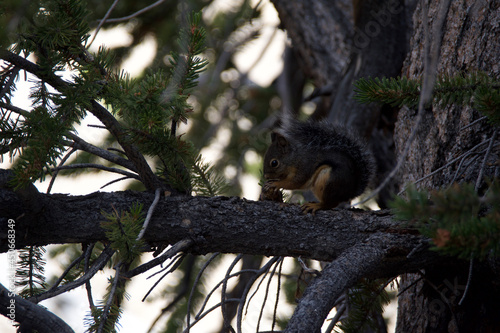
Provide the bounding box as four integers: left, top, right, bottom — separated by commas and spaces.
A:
395, 1, 500, 332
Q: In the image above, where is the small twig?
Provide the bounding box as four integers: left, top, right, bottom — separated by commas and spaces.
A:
87, 124, 107, 129
194, 268, 262, 321
451, 150, 482, 184
84, 243, 96, 309
406, 241, 428, 259
98, 0, 168, 24
137, 188, 161, 240
47, 248, 86, 291
28, 246, 114, 303
88, 0, 120, 48
304, 83, 335, 102
297, 256, 321, 275
47, 147, 77, 194
237, 256, 281, 333
52, 163, 140, 180
146, 255, 196, 333
272, 258, 284, 331
475, 129, 498, 191
396, 273, 424, 298
186, 252, 219, 331
460, 116, 488, 131
257, 257, 283, 332
221, 254, 244, 331
100, 176, 133, 189
325, 304, 346, 333
245, 260, 274, 317
0, 101, 30, 117
142, 254, 186, 302
458, 256, 474, 306
398, 139, 495, 195
333, 294, 346, 308
182, 299, 241, 333
69, 132, 137, 172
146, 252, 184, 280
123, 239, 193, 278
107, 147, 126, 155
97, 264, 121, 333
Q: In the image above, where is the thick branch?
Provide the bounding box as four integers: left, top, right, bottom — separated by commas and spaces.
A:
0, 283, 74, 333
284, 235, 392, 333
0, 170, 440, 279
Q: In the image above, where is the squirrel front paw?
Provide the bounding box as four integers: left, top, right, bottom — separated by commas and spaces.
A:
260, 181, 283, 202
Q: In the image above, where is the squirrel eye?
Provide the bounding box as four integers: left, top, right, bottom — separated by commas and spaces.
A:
270, 159, 279, 168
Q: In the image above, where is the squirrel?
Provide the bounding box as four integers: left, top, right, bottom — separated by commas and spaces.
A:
261, 118, 375, 214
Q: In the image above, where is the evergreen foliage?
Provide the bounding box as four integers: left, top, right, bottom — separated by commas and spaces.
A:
337, 279, 391, 333
391, 182, 500, 260
15, 246, 47, 297
354, 73, 500, 125
101, 202, 145, 264
84, 276, 128, 333
6, 0, 92, 186
104, 12, 212, 194
191, 155, 229, 196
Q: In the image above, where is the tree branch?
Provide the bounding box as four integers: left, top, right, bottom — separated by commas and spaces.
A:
27, 247, 114, 304
0, 49, 162, 191
0, 283, 74, 333
284, 235, 391, 332
0, 169, 441, 273
52, 163, 140, 180
68, 132, 138, 173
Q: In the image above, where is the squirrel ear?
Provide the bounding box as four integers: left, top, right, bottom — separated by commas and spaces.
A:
271, 132, 289, 148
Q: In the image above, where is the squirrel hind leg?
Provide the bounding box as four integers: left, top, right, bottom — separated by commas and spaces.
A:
301, 202, 323, 215
301, 201, 339, 215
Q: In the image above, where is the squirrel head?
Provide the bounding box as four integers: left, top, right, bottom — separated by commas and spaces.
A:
263, 131, 294, 181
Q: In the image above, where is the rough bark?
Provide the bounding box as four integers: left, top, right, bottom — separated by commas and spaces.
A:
0, 283, 74, 333
284, 236, 388, 333
395, 1, 500, 332
1, 169, 433, 270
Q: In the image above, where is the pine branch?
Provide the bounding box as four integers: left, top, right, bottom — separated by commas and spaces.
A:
16, 246, 47, 298
339, 279, 391, 333
28, 247, 115, 304
191, 155, 229, 196
391, 181, 500, 259
354, 73, 500, 125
